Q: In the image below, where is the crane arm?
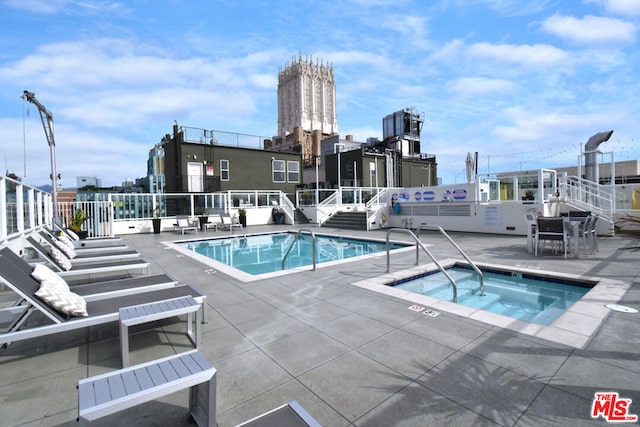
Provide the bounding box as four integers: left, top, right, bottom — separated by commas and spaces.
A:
23, 90, 55, 147
22, 90, 60, 223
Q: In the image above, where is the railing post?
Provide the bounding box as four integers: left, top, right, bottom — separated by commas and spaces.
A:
16, 182, 24, 235
0, 178, 6, 240
28, 188, 35, 230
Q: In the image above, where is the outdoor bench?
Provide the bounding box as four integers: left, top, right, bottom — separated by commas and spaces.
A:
119, 295, 202, 367
78, 350, 216, 426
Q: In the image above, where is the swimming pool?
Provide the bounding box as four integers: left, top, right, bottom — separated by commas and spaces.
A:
174, 232, 409, 279
391, 265, 591, 325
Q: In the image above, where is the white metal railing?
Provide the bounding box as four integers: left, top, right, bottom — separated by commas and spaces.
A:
35, 190, 295, 239
316, 191, 340, 226
365, 189, 388, 231
0, 175, 53, 246
304, 187, 389, 226
562, 175, 615, 222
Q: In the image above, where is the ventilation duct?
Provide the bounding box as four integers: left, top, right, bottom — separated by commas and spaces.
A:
584, 130, 613, 183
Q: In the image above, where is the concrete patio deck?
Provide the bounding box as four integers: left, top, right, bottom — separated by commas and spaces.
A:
1, 225, 639, 426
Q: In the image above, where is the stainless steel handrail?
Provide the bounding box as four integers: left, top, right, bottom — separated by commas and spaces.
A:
417, 224, 485, 296
386, 228, 458, 302
282, 229, 317, 271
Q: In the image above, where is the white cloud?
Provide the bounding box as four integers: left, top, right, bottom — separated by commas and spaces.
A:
3, 0, 127, 15
447, 77, 517, 97
0, 38, 282, 130
541, 14, 637, 45
468, 0, 557, 16
468, 42, 568, 68
491, 107, 616, 142
586, 0, 640, 17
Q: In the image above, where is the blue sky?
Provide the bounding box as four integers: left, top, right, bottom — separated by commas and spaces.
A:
1, 0, 639, 188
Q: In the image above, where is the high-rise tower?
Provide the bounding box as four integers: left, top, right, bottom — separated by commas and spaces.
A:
275, 54, 338, 165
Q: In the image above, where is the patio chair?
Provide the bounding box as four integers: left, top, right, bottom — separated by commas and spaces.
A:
47, 228, 129, 253
53, 224, 125, 249
1, 247, 178, 301
37, 231, 140, 263
535, 217, 568, 258
26, 236, 150, 280
0, 247, 206, 346
570, 215, 593, 255
218, 213, 243, 233
589, 215, 599, 253
174, 215, 199, 235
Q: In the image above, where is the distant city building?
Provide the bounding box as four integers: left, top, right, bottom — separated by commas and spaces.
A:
162, 124, 302, 195
320, 134, 438, 189
269, 55, 338, 167
382, 108, 424, 156
76, 176, 101, 188
147, 138, 167, 193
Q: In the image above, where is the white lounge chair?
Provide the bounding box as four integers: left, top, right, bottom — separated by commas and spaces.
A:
37, 231, 140, 264
218, 213, 243, 234
174, 215, 199, 235
0, 247, 206, 346
26, 236, 150, 281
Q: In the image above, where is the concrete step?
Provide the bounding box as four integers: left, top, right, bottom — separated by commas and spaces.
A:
324, 211, 367, 230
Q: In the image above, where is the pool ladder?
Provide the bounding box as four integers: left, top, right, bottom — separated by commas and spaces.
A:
386, 227, 485, 302
282, 229, 316, 271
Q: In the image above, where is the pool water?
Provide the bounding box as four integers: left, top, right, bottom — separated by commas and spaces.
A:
180, 233, 406, 275
392, 266, 592, 325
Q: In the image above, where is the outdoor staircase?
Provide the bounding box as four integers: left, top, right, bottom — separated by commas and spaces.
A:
323, 211, 367, 230
294, 209, 310, 224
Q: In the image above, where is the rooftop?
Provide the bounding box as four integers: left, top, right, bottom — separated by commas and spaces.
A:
2, 224, 639, 426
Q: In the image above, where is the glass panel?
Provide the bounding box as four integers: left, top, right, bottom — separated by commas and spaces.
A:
273, 160, 285, 182
287, 161, 300, 183
518, 173, 538, 201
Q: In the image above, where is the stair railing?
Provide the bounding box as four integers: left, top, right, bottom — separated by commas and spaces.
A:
282, 229, 317, 271
386, 228, 458, 302
416, 224, 484, 296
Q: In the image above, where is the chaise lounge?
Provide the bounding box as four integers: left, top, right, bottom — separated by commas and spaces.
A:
26, 236, 150, 281
0, 247, 206, 346
174, 215, 199, 235
37, 231, 140, 263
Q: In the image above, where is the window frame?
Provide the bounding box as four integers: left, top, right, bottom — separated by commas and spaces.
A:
272, 159, 286, 183
220, 159, 229, 181
287, 161, 300, 183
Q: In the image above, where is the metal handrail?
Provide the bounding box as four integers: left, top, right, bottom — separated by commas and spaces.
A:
282, 229, 317, 271
417, 224, 485, 296
562, 175, 615, 222
386, 228, 458, 302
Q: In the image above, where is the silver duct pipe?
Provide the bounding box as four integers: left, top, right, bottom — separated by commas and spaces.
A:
584, 130, 613, 183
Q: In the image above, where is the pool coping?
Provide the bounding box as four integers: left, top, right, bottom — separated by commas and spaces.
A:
162, 230, 416, 283
350, 259, 631, 349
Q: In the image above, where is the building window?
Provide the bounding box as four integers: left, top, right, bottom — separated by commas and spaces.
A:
287, 161, 300, 183
220, 159, 229, 181
272, 160, 285, 183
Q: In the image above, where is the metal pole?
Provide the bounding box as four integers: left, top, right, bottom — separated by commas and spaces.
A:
315, 156, 319, 205
23, 91, 59, 225
337, 150, 341, 189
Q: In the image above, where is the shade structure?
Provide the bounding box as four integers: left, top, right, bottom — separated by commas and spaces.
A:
465, 152, 475, 183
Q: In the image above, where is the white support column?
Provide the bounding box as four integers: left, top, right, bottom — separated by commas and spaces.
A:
28, 188, 35, 230
16, 182, 24, 234
0, 178, 6, 240
36, 191, 43, 228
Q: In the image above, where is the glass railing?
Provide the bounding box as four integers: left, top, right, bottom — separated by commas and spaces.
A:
0, 175, 52, 245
